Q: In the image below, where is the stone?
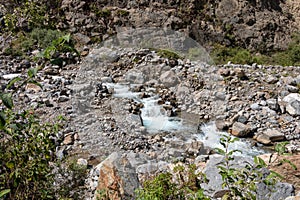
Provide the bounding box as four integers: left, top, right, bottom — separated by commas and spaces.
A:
287, 85, 299, 93
257, 182, 295, 200
58, 95, 70, 103
77, 158, 88, 167
186, 140, 204, 156
250, 103, 261, 110
2, 73, 21, 80
95, 152, 139, 200
256, 133, 272, 145
267, 98, 280, 111
285, 197, 300, 200
235, 68, 247, 79
125, 69, 145, 84
283, 93, 300, 116
266, 75, 279, 84
215, 120, 230, 131
63, 134, 74, 145
231, 122, 252, 137
264, 129, 285, 142
218, 68, 230, 77
159, 70, 179, 88
25, 83, 42, 92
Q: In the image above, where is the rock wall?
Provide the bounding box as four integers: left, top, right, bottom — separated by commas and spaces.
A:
1, 0, 299, 51
56, 0, 299, 51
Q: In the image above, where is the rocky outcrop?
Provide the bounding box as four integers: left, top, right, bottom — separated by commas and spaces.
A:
2, 0, 299, 52
94, 152, 139, 200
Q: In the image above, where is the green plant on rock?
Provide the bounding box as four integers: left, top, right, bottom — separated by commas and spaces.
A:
3, 0, 62, 32
37, 33, 79, 65
215, 135, 281, 200
135, 164, 209, 200
155, 48, 183, 60
55, 159, 88, 199
0, 67, 63, 199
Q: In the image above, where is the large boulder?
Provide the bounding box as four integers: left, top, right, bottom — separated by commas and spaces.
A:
283, 93, 300, 116
94, 152, 139, 200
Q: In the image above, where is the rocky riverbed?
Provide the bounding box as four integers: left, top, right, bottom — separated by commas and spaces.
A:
1, 38, 300, 199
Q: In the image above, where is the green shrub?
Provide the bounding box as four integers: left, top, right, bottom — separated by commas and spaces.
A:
135, 164, 209, 200
3, 0, 61, 32
0, 67, 62, 199
156, 48, 183, 60
215, 135, 281, 200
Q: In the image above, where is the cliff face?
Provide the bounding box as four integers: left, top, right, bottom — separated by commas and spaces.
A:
2, 0, 300, 51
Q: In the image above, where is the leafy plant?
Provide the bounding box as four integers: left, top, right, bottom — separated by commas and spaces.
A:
135, 164, 209, 200
0, 67, 63, 199
215, 135, 281, 200
37, 33, 79, 65
55, 159, 88, 199
156, 48, 183, 60
3, 0, 61, 32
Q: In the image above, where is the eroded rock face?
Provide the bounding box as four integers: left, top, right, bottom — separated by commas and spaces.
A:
3, 0, 298, 52
95, 152, 139, 200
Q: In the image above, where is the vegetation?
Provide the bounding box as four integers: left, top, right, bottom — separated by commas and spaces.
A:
3, 0, 61, 32
136, 164, 209, 200
212, 32, 300, 66
136, 135, 284, 200
0, 66, 58, 199
155, 49, 183, 60
215, 135, 281, 200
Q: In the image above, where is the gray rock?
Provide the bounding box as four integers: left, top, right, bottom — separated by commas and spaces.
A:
267, 98, 280, 111
73, 32, 91, 45
286, 85, 299, 93
255, 129, 285, 144
251, 103, 261, 110
215, 120, 230, 131
283, 93, 300, 116
231, 122, 252, 137
159, 70, 179, 88
94, 152, 139, 200
125, 69, 145, 84
257, 182, 294, 200
77, 158, 88, 167
2, 73, 21, 80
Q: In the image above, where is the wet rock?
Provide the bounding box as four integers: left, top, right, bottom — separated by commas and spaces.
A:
283, 93, 300, 116
216, 120, 230, 131
95, 152, 139, 200
231, 122, 252, 137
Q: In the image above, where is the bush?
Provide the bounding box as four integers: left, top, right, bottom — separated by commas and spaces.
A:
3, 0, 61, 32
0, 68, 62, 199
4, 28, 64, 56
135, 164, 209, 200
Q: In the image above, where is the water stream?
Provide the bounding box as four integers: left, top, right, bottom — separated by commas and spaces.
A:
104, 83, 266, 157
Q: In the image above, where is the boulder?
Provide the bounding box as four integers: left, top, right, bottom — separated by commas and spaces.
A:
255, 129, 285, 145
159, 70, 179, 88
283, 93, 300, 116
231, 122, 252, 137
94, 152, 139, 200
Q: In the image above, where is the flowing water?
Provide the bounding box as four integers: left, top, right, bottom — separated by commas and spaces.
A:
104, 83, 266, 157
